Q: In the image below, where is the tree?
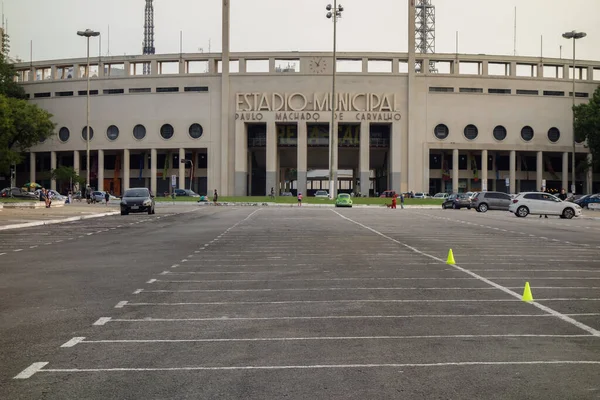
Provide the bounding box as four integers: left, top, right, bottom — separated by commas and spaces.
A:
0, 54, 55, 174
574, 86, 600, 170
48, 166, 85, 190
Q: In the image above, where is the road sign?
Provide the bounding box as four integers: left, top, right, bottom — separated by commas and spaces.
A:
505, 177, 510, 187
571, 184, 576, 194
171, 175, 177, 187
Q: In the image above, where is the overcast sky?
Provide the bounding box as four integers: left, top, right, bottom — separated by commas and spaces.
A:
5, 0, 600, 62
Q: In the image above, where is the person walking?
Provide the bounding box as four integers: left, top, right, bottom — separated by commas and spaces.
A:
400, 192, 405, 209
391, 193, 397, 209
297, 192, 303, 206
558, 188, 567, 201
213, 189, 219, 205
270, 187, 275, 200
104, 191, 110, 206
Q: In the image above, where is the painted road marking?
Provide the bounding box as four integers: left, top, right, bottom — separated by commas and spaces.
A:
133, 289, 144, 294
171, 264, 179, 269
137, 287, 600, 293
114, 301, 128, 308
333, 211, 600, 337
13, 249, 23, 252
16, 361, 600, 378
61, 337, 85, 348
93, 317, 112, 326
146, 279, 157, 284
0, 253, 5, 256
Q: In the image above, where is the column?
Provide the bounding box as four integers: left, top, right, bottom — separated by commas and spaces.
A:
562, 152, 568, 191
481, 150, 488, 191
265, 122, 277, 196
220, 0, 231, 194
586, 153, 593, 194
123, 149, 130, 191
234, 121, 247, 196
150, 148, 157, 195
97, 149, 104, 191
330, 120, 339, 198
481, 61, 489, 76
179, 148, 186, 190
390, 122, 402, 192
536, 151, 543, 191
509, 150, 516, 194
452, 149, 459, 193
50, 151, 57, 191
359, 121, 370, 197
423, 145, 430, 194
297, 121, 307, 197
30, 152, 36, 184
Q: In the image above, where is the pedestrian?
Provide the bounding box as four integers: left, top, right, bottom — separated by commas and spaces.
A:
213, 189, 219, 205
104, 191, 110, 206
558, 188, 567, 201
391, 193, 397, 209
400, 192, 405, 209
270, 187, 275, 200
539, 187, 548, 218
297, 192, 302, 206
68, 191, 72, 205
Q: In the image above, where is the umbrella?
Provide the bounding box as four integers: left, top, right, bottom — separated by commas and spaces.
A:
22, 182, 42, 189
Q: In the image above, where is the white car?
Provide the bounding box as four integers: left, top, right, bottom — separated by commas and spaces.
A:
414, 192, 427, 199
433, 193, 449, 200
508, 192, 582, 219
314, 190, 329, 198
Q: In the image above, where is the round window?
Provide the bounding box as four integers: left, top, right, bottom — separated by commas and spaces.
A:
464, 124, 478, 140
58, 127, 70, 143
547, 127, 560, 143
107, 125, 119, 141
160, 124, 174, 140
189, 123, 204, 139
133, 124, 146, 140
434, 124, 449, 140
81, 126, 94, 140
521, 126, 534, 141
493, 125, 507, 141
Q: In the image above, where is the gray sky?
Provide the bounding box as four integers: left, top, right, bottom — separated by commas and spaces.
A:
5, 0, 600, 62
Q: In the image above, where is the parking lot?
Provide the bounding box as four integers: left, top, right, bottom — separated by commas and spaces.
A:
3, 206, 600, 399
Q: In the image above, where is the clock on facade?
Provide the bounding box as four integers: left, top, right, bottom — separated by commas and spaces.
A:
308, 57, 328, 74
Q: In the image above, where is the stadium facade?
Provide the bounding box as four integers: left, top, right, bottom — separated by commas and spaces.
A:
9, 2, 600, 196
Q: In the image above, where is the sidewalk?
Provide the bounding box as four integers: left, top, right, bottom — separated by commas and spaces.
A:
0, 203, 119, 231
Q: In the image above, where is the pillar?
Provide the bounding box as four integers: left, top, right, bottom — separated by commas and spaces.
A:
452, 149, 459, 193
509, 150, 516, 194
234, 121, 247, 196
150, 148, 157, 195
297, 121, 308, 197
265, 121, 277, 196
390, 121, 402, 192
481, 150, 488, 191
50, 151, 57, 191
123, 149, 130, 191
220, 0, 231, 194
30, 152, 36, 184
407, 0, 417, 193
179, 148, 186, 190
562, 151, 568, 191
359, 121, 370, 197
73, 151, 80, 190
586, 153, 593, 194
536, 151, 543, 191
423, 145, 430, 194
97, 149, 104, 191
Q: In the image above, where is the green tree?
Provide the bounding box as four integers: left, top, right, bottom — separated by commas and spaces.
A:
574, 86, 600, 170
49, 166, 85, 189
0, 54, 55, 174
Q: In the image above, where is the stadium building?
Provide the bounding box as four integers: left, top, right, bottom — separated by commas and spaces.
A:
9, 1, 600, 196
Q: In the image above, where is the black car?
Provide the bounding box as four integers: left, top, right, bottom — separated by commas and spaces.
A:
442, 193, 472, 210
120, 187, 155, 215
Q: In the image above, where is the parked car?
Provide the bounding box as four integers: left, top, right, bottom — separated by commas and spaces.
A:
472, 191, 512, 212
442, 193, 472, 209
379, 190, 397, 198
314, 190, 329, 198
414, 192, 429, 199
1, 187, 37, 199
174, 189, 200, 197
509, 192, 582, 219
433, 193, 449, 200
335, 193, 353, 207
120, 187, 155, 215
574, 193, 600, 209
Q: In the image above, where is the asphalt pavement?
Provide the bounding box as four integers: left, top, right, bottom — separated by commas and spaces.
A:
1, 206, 599, 399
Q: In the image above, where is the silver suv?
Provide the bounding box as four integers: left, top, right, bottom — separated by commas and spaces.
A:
472, 191, 512, 212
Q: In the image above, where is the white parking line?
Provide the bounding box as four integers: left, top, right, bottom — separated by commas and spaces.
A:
133, 289, 143, 294
13, 249, 22, 252
13, 362, 48, 379
0, 252, 5, 256
93, 317, 112, 326
333, 211, 600, 337
146, 279, 157, 284
114, 301, 128, 308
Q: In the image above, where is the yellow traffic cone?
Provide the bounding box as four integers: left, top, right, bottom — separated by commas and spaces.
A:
446, 249, 456, 265
522, 282, 534, 302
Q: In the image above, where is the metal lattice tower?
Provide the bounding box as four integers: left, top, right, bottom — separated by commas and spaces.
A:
414, 0, 437, 73
142, 0, 155, 75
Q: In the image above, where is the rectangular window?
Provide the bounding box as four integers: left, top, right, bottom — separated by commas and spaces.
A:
33, 92, 51, 98
459, 88, 483, 93
516, 89, 539, 95
543, 91, 564, 96
129, 88, 151, 93
429, 154, 442, 169
55, 91, 74, 97
78, 90, 98, 96
103, 88, 125, 95
184, 86, 209, 92
429, 87, 454, 93
488, 88, 511, 94
156, 87, 179, 93
569, 92, 589, 98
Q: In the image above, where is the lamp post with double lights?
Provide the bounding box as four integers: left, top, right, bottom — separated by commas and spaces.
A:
562, 30, 586, 195
326, 2, 343, 200
77, 29, 100, 190
181, 159, 194, 191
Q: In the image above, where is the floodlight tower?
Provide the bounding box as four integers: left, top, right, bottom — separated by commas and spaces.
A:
414, 0, 437, 73
142, 0, 155, 75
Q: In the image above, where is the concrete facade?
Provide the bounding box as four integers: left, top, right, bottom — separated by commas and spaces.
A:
11, 4, 600, 196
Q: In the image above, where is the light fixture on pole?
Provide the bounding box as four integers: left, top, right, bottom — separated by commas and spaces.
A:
181, 159, 194, 191
77, 29, 100, 190
326, 2, 343, 200
562, 30, 586, 195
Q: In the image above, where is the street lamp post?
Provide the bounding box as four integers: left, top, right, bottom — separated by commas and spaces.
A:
181, 159, 194, 191
77, 29, 100, 190
326, 2, 343, 200
562, 30, 586, 195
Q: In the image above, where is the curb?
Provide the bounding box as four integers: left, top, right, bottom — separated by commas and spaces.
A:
0, 211, 120, 232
